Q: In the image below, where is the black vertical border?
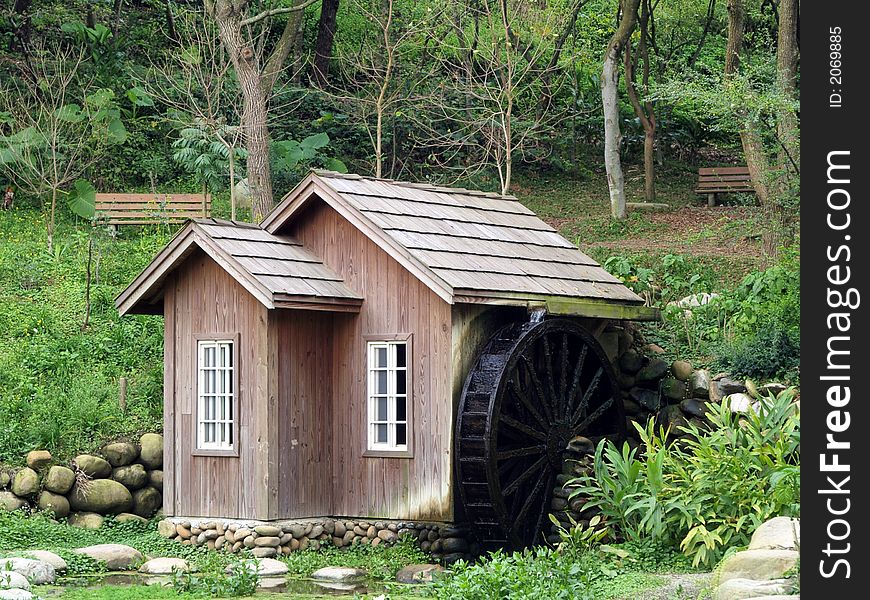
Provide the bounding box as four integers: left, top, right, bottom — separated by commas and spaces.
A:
801, 2, 867, 597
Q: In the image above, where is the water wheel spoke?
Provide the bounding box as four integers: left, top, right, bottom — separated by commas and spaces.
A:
573, 395, 615, 432
508, 376, 548, 431
541, 336, 558, 414
564, 345, 588, 419
521, 355, 555, 424
497, 444, 547, 461
500, 415, 548, 442
502, 454, 548, 496
558, 333, 569, 417
509, 466, 549, 539
570, 366, 603, 427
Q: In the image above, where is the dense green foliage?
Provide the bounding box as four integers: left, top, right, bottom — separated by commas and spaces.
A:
573, 389, 800, 567
0, 209, 166, 462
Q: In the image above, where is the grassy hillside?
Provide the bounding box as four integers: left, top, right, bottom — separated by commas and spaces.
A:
0, 209, 168, 463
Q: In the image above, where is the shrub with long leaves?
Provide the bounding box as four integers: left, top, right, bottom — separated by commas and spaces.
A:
571, 389, 800, 567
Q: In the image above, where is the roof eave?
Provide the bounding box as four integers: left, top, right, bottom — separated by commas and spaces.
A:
452, 291, 660, 321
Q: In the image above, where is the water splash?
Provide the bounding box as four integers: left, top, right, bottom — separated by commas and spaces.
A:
529, 307, 547, 324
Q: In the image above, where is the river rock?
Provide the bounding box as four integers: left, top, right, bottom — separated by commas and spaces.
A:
749, 517, 800, 551
112, 464, 148, 490
566, 436, 595, 455
18, 551, 66, 572
661, 377, 686, 402
679, 398, 708, 419
725, 393, 753, 414
396, 563, 446, 584
690, 370, 711, 399
643, 343, 665, 355
69, 479, 133, 514
251, 547, 277, 558
716, 377, 746, 396
37, 491, 70, 518
148, 470, 163, 490
713, 578, 794, 600
441, 537, 469, 553
139, 434, 163, 469
0, 572, 29, 591
10, 469, 38, 498
115, 513, 149, 524
718, 549, 799, 584
69, 512, 105, 529
1, 558, 54, 585
139, 558, 191, 574
74, 544, 144, 570
312, 566, 367, 582
671, 360, 693, 381
0, 590, 33, 600
630, 387, 661, 411
0, 492, 26, 512
254, 525, 281, 537
158, 519, 177, 538
618, 350, 645, 375
25, 451, 52, 471
131, 486, 162, 517
102, 443, 138, 467
43, 466, 76, 494
74, 455, 112, 479
658, 405, 688, 435
760, 383, 787, 397
637, 358, 669, 383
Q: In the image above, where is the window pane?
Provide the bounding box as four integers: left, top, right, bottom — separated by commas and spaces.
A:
377, 397, 388, 421
396, 370, 406, 395
219, 344, 228, 368
376, 346, 388, 368
396, 343, 406, 367
206, 345, 215, 368
396, 424, 407, 446
396, 397, 406, 422
376, 423, 388, 444
376, 370, 388, 394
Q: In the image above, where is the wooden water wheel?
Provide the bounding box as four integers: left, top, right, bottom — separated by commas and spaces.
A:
455, 318, 625, 550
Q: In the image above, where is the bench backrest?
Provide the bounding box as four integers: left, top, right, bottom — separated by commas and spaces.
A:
696, 167, 754, 192
95, 193, 211, 225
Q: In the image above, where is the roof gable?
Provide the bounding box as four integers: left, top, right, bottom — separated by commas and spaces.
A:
116, 218, 362, 316
264, 172, 646, 311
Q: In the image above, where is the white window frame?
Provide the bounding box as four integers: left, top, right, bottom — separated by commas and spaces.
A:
365, 336, 413, 457
195, 336, 238, 455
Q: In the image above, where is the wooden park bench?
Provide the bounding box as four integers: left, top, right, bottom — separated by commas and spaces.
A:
95, 193, 211, 227
695, 166, 755, 207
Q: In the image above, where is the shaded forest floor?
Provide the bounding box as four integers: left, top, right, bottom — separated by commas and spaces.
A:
512, 161, 771, 287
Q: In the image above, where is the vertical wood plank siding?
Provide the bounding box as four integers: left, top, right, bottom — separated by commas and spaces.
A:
166, 250, 269, 519
288, 200, 454, 521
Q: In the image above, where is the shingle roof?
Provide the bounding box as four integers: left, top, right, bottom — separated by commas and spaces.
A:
116, 218, 361, 315
264, 172, 643, 305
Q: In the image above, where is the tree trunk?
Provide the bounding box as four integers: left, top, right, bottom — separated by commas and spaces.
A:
212, 3, 274, 222
776, 0, 799, 164
624, 0, 655, 202
601, 0, 641, 220
313, 0, 341, 86
262, 1, 306, 96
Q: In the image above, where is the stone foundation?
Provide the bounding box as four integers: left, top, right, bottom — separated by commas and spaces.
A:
157, 516, 475, 564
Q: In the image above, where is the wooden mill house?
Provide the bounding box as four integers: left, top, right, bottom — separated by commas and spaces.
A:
117, 172, 655, 548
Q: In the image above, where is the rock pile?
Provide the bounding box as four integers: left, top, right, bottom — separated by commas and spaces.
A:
157, 516, 473, 563
0, 433, 164, 524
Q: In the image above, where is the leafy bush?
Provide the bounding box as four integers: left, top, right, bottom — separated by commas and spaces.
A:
718, 320, 800, 379
572, 389, 800, 567
431, 547, 594, 600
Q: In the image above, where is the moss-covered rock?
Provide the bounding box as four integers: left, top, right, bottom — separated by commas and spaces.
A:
11, 467, 39, 497
37, 490, 70, 518
26, 450, 52, 470
73, 455, 112, 479
102, 442, 139, 467
68, 512, 105, 529
139, 433, 163, 469
112, 464, 148, 490
43, 466, 76, 494
131, 486, 162, 517
68, 479, 133, 514
0, 490, 26, 511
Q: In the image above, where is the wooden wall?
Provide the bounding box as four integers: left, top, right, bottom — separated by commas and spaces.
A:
163, 250, 271, 520
286, 199, 454, 522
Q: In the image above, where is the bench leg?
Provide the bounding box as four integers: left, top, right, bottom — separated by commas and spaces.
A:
707, 193, 716, 207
